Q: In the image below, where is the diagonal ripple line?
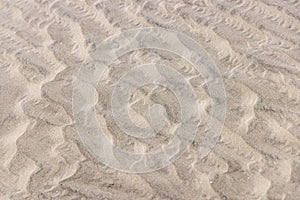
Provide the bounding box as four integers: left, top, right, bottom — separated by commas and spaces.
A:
72, 27, 227, 173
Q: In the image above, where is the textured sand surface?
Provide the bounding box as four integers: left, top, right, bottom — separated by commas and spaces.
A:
0, 0, 300, 199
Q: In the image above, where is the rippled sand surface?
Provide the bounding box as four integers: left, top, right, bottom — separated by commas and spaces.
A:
1, 0, 300, 199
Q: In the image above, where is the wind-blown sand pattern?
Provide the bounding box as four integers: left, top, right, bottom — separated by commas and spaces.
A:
0, 0, 300, 199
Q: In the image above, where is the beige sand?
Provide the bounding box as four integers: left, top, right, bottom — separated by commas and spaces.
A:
0, 0, 300, 199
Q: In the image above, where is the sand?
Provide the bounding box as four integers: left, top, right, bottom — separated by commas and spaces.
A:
0, 0, 300, 199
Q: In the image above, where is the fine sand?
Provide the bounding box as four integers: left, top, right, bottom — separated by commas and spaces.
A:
0, 0, 300, 199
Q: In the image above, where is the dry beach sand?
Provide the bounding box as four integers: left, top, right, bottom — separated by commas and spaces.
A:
0, 0, 300, 199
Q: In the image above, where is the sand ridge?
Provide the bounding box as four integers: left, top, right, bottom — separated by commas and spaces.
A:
0, 0, 300, 199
